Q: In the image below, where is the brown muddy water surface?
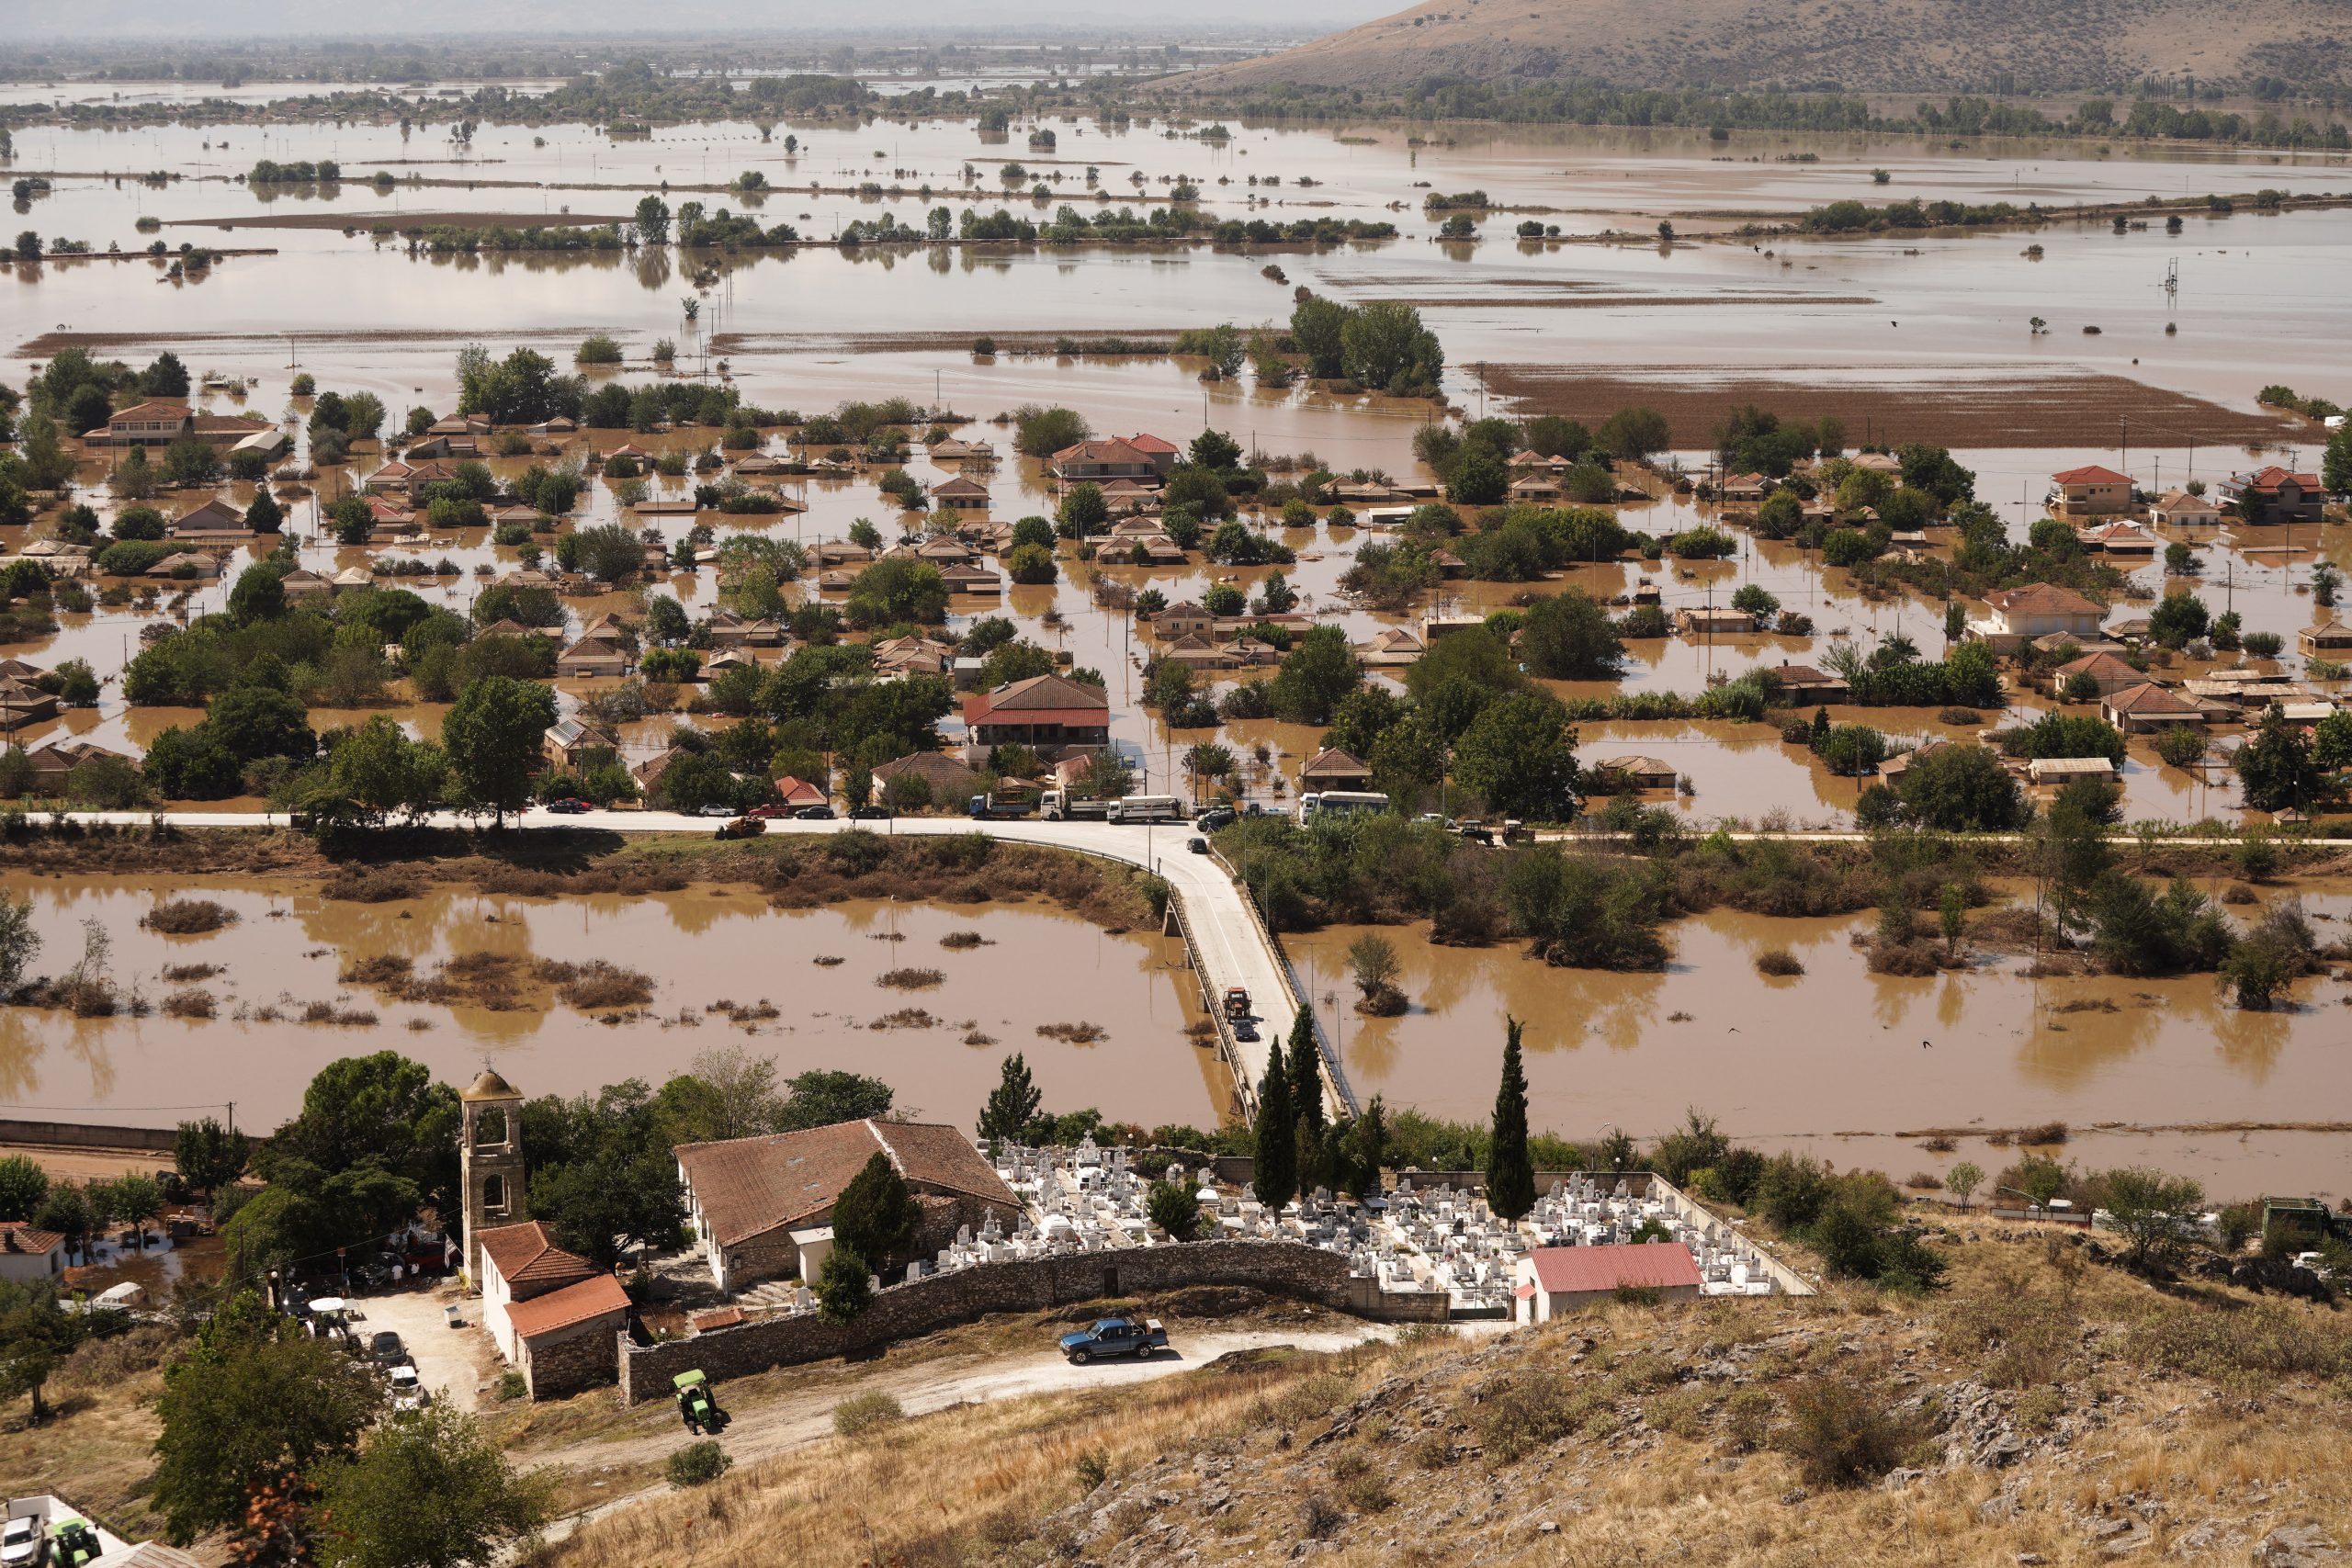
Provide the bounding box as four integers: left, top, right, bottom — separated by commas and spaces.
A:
1288, 879, 2352, 1201
0, 874, 1224, 1134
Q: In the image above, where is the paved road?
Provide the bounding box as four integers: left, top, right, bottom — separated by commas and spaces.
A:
70, 807, 1316, 1115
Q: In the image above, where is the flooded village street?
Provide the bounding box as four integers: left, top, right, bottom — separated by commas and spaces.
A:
3, 76, 2349, 1205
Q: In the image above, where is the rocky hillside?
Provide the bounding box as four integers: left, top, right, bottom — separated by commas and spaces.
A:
534, 1224, 2352, 1568
1175, 0, 2352, 96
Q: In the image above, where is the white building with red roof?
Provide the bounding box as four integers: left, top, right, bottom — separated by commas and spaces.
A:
1512, 1241, 1703, 1323
2047, 464, 2133, 517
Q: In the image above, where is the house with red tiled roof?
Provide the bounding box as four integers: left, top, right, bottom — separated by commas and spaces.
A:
2052, 651, 2146, 699
675, 1120, 1020, 1292
2075, 522, 2159, 555
1050, 438, 1159, 483
772, 775, 830, 809
932, 473, 991, 512
2219, 466, 2325, 525
2047, 464, 2134, 518
1124, 433, 1182, 475
1970, 584, 2106, 647
0, 1220, 64, 1281
167, 497, 250, 539
1512, 1241, 1702, 1323
2102, 682, 2206, 733
89, 400, 196, 446
475, 1220, 630, 1397
962, 673, 1110, 759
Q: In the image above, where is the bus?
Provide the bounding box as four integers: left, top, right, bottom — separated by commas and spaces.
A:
1106, 794, 1188, 824
1298, 791, 1391, 823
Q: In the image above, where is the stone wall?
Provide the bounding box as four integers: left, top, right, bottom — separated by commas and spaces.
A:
619, 1239, 1428, 1404
524, 1311, 624, 1400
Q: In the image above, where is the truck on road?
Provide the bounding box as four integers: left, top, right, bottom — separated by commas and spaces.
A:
1107, 794, 1187, 824
1039, 790, 1114, 822
967, 794, 1039, 820
1058, 1317, 1169, 1364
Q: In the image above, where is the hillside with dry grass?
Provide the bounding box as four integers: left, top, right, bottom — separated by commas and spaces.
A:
525, 1223, 2352, 1568
1176, 0, 2352, 96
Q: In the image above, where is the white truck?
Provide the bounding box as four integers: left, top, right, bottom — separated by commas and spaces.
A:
1040, 790, 1115, 822
1107, 794, 1188, 824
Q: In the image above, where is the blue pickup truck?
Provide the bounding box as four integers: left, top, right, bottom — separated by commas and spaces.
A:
1058, 1316, 1170, 1364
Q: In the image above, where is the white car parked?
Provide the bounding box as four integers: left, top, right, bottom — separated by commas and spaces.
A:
390, 1363, 430, 1411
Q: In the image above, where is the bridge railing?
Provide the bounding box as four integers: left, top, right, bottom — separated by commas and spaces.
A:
1209, 843, 1359, 1120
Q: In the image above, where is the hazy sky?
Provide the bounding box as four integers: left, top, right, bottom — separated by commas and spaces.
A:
28, 0, 1401, 39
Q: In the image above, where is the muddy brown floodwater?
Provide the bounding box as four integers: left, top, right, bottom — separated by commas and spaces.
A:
1286, 883, 2352, 1201
0, 875, 1227, 1134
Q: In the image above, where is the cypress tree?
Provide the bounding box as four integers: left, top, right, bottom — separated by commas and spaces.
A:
1287, 1008, 1325, 1139
977, 1051, 1043, 1145
1251, 1056, 1297, 1211
1486, 1016, 1536, 1222
1344, 1095, 1387, 1202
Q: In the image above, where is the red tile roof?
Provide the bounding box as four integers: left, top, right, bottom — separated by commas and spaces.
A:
2104, 682, 2201, 716
2235, 466, 2322, 495
1527, 1242, 1702, 1296
1984, 584, 2104, 617
2051, 464, 2132, 486
478, 1221, 598, 1292
1125, 433, 1181, 456
109, 400, 193, 423
503, 1272, 630, 1339
677, 1119, 1015, 1248
0, 1221, 63, 1255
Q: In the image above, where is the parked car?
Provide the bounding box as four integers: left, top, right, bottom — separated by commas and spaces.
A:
745, 804, 796, 819
695, 804, 739, 818
1185, 836, 1208, 855
794, 803, 838, 819
368, 1330, 407, 1367
1059, 1316, 1169, 1364
3, 1514, 42, 1567
849, 805, 894, 820
1194, 807, 1236, 831
544, 797, 589, 815
390, 1363, 429, 1411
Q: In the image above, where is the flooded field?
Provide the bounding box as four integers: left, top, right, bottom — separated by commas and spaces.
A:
0, 874, 1226, 1132
1288, 881, 2352, 1199
1, 101, 2346, 1192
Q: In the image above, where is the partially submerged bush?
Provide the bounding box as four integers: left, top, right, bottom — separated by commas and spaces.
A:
141, 898, 237, 934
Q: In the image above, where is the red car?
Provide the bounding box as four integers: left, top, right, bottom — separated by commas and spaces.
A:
745, 804, 794, 819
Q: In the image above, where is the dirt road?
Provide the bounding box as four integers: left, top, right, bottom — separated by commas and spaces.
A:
518, 1322, 1401, 1547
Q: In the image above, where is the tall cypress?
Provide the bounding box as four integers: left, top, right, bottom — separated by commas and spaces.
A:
1486, 1016, 1536, 1222
1345, 1095, 1388, 1202
1251, 1057, 1297, 1211
1289, 1009, 1330, 1195
1287, 1008, 1325, 1137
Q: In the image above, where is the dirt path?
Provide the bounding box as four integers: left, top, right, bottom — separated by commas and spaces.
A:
516, 1324, 1398, 1546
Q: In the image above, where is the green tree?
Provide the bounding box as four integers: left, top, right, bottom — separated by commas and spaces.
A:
244, 487, 285, 535
1894, 743, 2031, 831
1518, 590, 1623, 678
831, 1152, 922, 1270
817, 1245, 873, 1322
1266, 626, 1360, 726
1485, 1017, 1535, 1222
207, 683, 315, 764
977, 1052, 1044, 1145
141, 351, 192, 398
152, 1292, 384, 1543
1595, 406, 1671, 462
228, 562, 288, 623
0, 1155, 48, 1221
1250, 1055, 1297, 1211
1447, 444, 1508, 504
325, 716, 447, 826
1146, 1180, 1201, 1240
1453, 693, 1579, 821
2233, 703, 2323, 814
1341, 1095, 1387, 1201
1286, 1008, 1327, 1188
442, 676, 558, 826
2321, 422, 2352, 498
0, 1280, 80, 1423
524, 1082, 687, 1269
0, 897, 37, 994
2099, 1167, 2205, 1271
1289, 295, 1351, 379
1339, 301, 1443, 395
315, 1404, 551, 1568
633, 193, 672, 244
173, 1117, 250, 1200
1945, 1159, 1983, 1210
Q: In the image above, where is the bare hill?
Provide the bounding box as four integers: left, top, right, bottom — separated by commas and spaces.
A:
1177, 0, 2352, 96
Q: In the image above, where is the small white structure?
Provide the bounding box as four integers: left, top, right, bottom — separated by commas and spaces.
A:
0, 1222, 63, 1282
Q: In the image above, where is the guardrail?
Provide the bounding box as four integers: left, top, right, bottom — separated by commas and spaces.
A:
1159, 883, 1257, 1122
1208, 842, 1359, 1121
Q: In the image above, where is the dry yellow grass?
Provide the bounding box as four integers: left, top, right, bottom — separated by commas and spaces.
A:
526, 1235, 2352, 1568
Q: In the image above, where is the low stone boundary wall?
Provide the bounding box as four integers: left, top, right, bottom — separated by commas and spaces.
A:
617, 1239, 1441, 1404
0, 1117, 181, 1154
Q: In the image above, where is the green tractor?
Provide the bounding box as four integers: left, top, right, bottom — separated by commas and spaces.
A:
673, 1369, 727, 1435
51, 1519, 106, 1568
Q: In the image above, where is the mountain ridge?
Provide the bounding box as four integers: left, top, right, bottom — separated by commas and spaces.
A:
1175, 0, 2352, 97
